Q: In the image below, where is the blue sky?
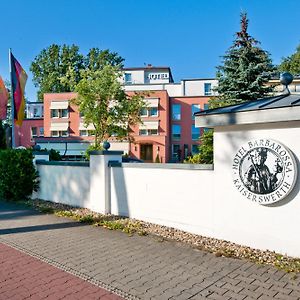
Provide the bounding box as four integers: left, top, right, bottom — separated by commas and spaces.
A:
1, 0, 299, 101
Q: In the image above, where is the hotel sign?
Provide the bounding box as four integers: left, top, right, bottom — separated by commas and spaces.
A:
147, 73, 169, 80
232, 139, 297, 205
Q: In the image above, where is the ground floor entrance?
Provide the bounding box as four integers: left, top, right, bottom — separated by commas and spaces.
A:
140, 144, 153, 162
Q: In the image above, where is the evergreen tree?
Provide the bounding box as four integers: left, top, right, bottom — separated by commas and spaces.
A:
210, 13, 275, 108
278, 44, 300, 75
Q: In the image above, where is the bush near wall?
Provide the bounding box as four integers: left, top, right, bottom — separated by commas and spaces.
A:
0, 149, 39, 201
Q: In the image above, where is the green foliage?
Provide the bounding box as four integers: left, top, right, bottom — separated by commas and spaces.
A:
0, 149, 39, 201
155, 153, 160, 163
211, 13, 275, 108
78, 214, 95, 224
185, 130, 213, 164
30, 44, 124, 101
75, 65, 145, 147
84, 144, 103, 160
49, 149, 61, 161
30, 44, 84, 100
0, 121, 6, 150
85, 48, 124, 71
278, 44, 300, 75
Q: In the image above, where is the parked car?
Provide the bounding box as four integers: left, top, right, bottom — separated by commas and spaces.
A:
122, 156, 144, 163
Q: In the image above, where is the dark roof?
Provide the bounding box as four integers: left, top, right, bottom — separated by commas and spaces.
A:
122, 66, 170, 71
195, 93, 300, 117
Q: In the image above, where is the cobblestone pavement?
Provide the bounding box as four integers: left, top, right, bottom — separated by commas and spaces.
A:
0, 201, 300, 300
0, 243, 122, 300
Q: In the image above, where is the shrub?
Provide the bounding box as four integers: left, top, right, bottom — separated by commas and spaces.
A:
84, 144, 103, 160
0, 149, 39, 201
155, 153, 160, 163
49, 149, 61, 161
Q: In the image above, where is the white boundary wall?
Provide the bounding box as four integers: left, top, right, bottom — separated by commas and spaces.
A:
211, 121, 300, 258
36, 163, 91, 209
35, 124, 300, 258
110, 165, 214, 236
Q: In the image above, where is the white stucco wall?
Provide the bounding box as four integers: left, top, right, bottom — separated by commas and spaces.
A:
212, 121, 300, 257
36, 163, 90, 208
184, 79, 218, 96
110, 165, 214, 236
35, 119, 300, 257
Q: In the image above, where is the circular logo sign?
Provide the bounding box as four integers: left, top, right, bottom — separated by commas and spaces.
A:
232, 139, 297, 205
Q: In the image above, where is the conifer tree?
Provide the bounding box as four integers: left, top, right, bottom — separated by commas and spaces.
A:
210, 13, 275, 108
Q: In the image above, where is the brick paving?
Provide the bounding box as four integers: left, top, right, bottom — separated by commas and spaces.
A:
0, 243, 122, 300
0, 201, 300, 300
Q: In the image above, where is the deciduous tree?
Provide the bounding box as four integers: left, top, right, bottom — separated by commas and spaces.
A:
75, 65, 145, 148
278, 44, 300, 75
30, 44, 124, 101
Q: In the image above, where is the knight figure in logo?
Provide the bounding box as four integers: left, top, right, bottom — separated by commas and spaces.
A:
244, 148, 283, 194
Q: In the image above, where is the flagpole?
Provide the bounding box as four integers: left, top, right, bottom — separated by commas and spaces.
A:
9, 48, 15, 148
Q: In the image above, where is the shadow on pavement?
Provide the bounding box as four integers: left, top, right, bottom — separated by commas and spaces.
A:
0, 221, 87, 235
0, 200, 87, 235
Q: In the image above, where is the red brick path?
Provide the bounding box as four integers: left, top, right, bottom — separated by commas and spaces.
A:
0, 243, 123, 299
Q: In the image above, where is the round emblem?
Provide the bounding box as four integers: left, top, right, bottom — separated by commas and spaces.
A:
232, 139, 297, 205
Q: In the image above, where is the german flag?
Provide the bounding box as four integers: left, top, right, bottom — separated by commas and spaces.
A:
11, 53, 27, 126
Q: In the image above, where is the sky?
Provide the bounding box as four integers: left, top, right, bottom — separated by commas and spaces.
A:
1, 0, 299, 102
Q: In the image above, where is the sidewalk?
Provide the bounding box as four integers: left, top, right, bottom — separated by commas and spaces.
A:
0, 201, 299, 300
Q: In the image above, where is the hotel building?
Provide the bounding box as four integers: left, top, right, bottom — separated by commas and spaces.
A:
16, 65, 218, 162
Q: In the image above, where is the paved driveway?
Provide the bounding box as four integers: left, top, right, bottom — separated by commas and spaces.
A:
0, 201, 299, 300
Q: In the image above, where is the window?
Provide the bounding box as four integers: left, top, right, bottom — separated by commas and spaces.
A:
191, 104, 201, 120
172, 104, 181, 120
51, 109, 68, 118
61, 109, 69, 118
51, 109, 59, 118
139, 129, 147, 135
39, 127, 44, 137
191, 125, 200, 140
140, 107, 158, 117
172, 124, 181, 140
80, 130, 88, 136
124, 73, 132, 84
204, 83, 212, 96
139, 129, 158, 136
31, 127, 37, 138
149, 107, 158, 116
51, 131, 59, 137
33, 108, 39, 117
149, 129, 158, 135
61, 131, 69, 137
172, 144, 181, 161
204, 103, 210, 110
140, 108, 148, 117
192, 144, 199, 155
51, 130, 69, 137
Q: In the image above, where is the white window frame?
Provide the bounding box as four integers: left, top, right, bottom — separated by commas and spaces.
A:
80, 130, 88, 136
204, 83, 212, 96
39, 127, 44, 137
50, 108, 69, 118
